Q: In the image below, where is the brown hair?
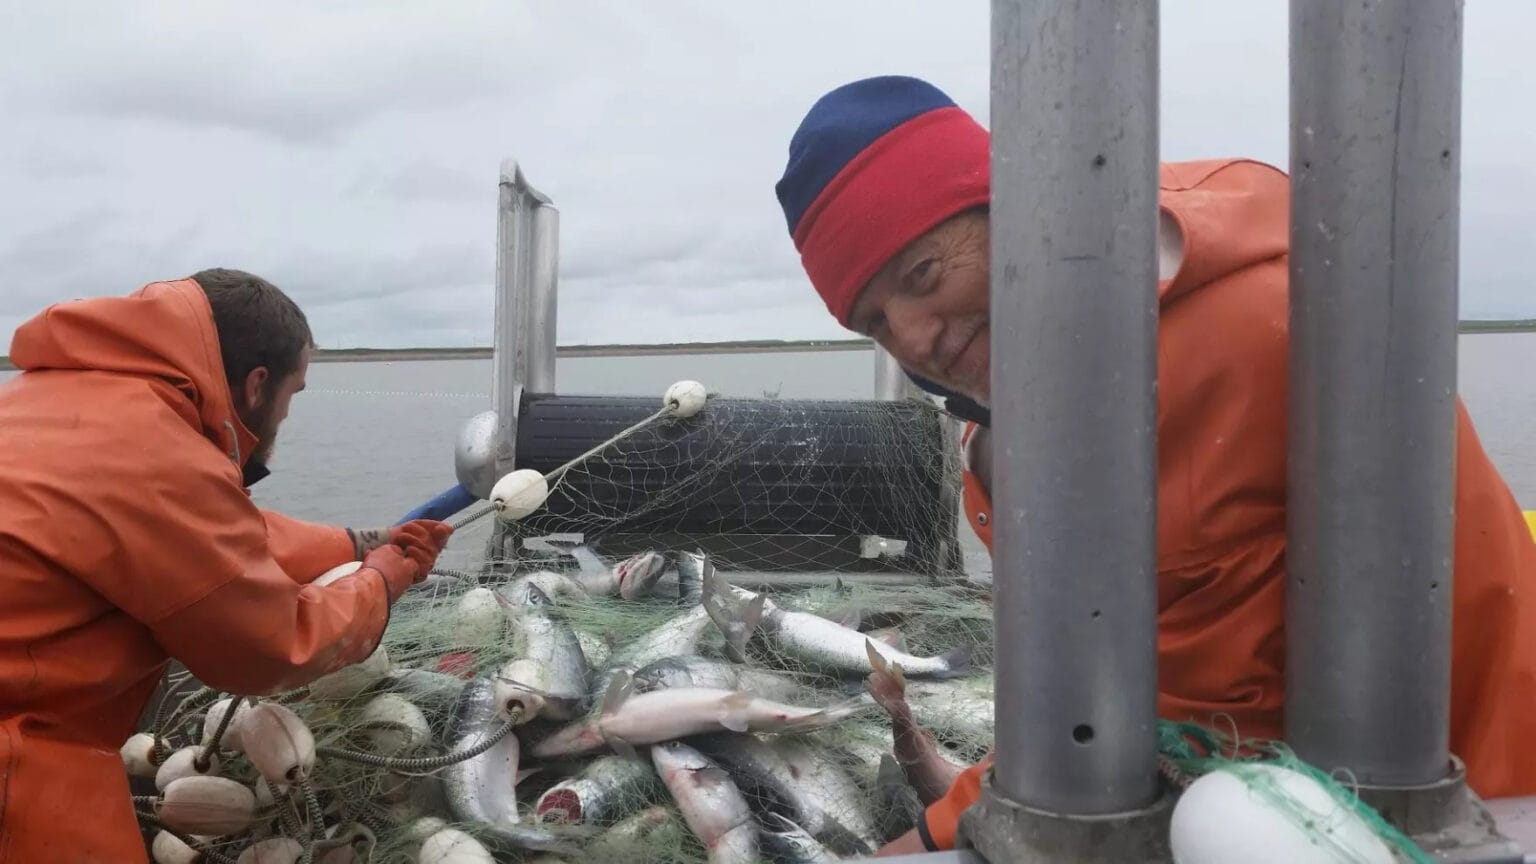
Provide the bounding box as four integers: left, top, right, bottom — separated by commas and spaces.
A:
191, 268, 316, 392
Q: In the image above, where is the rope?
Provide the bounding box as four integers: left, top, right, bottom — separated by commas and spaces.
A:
451, 403, 680, 531
134, 809, 240, 864
299, 781, 324, 864
195, 695, 243, 771
429, 566, 475, 581
315, 708, 521, 771
151, 685, 220, 763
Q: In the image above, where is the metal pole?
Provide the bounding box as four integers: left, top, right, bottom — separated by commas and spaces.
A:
490, 160, 530, 481
1286, 0, 1462, 787
873, 344, 906, 401
990, 0, 1160, 815
529, 204, 560, 395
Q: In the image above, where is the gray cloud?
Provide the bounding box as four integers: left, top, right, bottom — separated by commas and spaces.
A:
3, 0, 1534, 354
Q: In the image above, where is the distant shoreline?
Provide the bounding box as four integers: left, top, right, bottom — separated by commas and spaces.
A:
3, 327, 1532, 370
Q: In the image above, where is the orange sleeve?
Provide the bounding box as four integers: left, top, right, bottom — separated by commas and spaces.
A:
259, 509, 356, 584
55, 411, 392, 695
919, 753, 993, 850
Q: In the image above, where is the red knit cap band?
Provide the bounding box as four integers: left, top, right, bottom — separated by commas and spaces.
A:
791, 107, 991, 328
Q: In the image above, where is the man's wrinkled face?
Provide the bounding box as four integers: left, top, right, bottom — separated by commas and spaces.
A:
847, 210, 991, 402
237, 345, 310, 465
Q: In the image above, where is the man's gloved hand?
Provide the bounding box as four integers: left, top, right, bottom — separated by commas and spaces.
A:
362, 544, 422, 603
390, 519, 454, 575
347, 520, 455, 564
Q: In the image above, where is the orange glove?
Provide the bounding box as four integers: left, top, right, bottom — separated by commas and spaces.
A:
362, 544, 422, 603
390, 519, 454, 574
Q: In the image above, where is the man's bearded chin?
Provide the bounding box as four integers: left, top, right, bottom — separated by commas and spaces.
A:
238, 400, 280, 466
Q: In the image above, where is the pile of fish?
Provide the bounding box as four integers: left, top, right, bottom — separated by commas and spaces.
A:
130, 544, 994, 864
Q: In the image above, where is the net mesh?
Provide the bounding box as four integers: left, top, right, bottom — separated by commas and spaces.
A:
130, 392, 1425, 863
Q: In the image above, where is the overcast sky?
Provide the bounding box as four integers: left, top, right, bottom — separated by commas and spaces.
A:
3, 2, 1533, 349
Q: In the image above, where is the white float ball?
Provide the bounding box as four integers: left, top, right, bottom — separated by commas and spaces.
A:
664, 380, 708, 418
1169, 763, 1395, 864
490, 468, 549, 522
418, 827, 496, 864
314, 560, 363, 587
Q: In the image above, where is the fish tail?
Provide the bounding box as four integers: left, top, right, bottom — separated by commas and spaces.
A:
928, 643, 975, 680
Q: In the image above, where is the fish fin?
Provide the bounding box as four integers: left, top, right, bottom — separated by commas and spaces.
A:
929, 643, 975, 680
868, 626, 908, 653
826, 605, 864, 630
717, 691, 755, 733
607, 731, 639, 761
792, 691, 878, 725
833, 575, 849, 594
600, 669, 634, 718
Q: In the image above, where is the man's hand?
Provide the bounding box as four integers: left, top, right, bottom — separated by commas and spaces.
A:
391, 519, 454, 574
362, 544, 422, 603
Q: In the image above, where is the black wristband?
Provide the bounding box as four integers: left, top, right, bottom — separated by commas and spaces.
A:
916, 812, 939, 852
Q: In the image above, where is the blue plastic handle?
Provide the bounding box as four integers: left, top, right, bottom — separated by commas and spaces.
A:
396, 484, 478, 525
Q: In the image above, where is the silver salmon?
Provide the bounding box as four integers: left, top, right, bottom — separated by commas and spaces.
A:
534, 753, 663, 827
651, 741, 759, 864
494, 581, 590, 722
761, 812, 841, 864
549, 540, 668, 599
530, 670, 866, 759
692, 732, 873, 857
631, 655, 809, 704
441, 678, 586, 855
704, 571, 971, 680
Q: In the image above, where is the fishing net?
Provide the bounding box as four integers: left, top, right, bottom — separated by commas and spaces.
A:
128, 389, 1427, 863
1158, 721, 1437, 864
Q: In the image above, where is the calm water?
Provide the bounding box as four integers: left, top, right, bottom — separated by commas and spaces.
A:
2, 336, 1532, 561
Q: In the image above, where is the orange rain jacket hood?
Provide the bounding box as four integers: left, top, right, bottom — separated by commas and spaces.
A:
0, 279, 387, 862
921, 159, 1536, 851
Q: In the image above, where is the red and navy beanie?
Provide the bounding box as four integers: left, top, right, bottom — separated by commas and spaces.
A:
775, 75, 990, 329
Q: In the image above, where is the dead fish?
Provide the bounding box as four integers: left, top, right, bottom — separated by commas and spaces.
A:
534, 754, 664, 827
865, 642, 967, 804
651, 741, 760, 864
439, 683, 593, 859
632, 655, 809, 704
530, 670, 866, 759
760, 812, 842, 864
605, 604, 715, 673
548, 540, 668, 598
704, 570, 971, 680
584, 805, 686, 863
771, 737, 880, 853
874, 754, 925, 844
510, 569, 591, 603
494, 582, 590, 722
675, 549, 707, 605
691, 733, 872, 857
441, 678, 530, 828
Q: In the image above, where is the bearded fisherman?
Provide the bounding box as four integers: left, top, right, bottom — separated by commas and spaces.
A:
0, 269, 452, 861
773, 75, 1536, 855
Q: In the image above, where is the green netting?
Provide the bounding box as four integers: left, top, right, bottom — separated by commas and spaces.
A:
1157, 720, 1436, 864
127, 393, 1434, 864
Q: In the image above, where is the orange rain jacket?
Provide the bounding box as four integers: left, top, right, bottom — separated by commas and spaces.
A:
919, 158, 1536, 851
0, 279, 391, 862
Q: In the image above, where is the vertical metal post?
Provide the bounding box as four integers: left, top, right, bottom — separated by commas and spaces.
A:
989, 0, 1160, 816
490, 161, 529, 482
873, 344, 905, 401
490, 160, 559, 479
873, 343, 924, 401
1287, 0, 1461, 787
529, 204, 560, 395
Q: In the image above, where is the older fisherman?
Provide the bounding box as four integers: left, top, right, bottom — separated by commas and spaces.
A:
0, 269, 453, 861
773, 75, 1536, 855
